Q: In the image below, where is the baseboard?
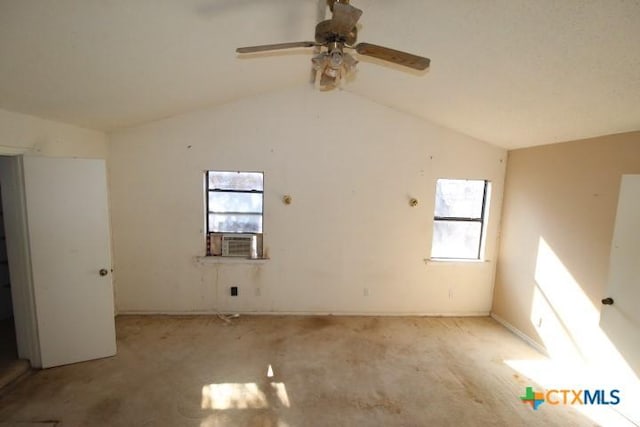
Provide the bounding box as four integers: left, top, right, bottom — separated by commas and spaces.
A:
117, 310, 491, 317
490, 312, 548, 356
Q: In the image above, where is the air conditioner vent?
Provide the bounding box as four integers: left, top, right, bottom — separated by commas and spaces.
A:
222, 234, 255, 257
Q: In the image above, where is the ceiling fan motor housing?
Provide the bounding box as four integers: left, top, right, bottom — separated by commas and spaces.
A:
315, 20, 357, 45
327, 0, 350, 12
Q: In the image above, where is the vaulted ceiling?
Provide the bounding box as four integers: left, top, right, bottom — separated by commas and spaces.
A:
1, 0, 639, 149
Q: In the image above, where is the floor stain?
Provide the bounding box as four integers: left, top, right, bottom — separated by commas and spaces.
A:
0, 316, 598, 427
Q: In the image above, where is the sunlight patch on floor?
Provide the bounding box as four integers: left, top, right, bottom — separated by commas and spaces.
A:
199, 416, 290, 427
201, 383, 267, 409
201, 382, 291, 410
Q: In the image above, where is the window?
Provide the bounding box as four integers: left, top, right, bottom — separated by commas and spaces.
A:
205, 171, 263, 256
431, 179, 490, 260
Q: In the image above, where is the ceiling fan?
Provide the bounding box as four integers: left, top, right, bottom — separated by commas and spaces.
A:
235, 0, 431, 90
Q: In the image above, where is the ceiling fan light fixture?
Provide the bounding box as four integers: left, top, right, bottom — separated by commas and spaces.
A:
324, 66, 339, 78
343, 52, 358, 73
313, 47, 358, 90
319, 71, 338, 91
315, 42, 355, 90
329, 50, 343, 68
312, 53, 328, 71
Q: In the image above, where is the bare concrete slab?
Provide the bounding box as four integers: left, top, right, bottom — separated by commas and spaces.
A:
0, 316, 598, 426
0, 360, 30, 392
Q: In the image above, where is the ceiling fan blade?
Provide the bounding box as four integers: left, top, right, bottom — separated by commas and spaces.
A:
236, 41, 318, 54
354, 43, 430, 71
331, 3, 363, 35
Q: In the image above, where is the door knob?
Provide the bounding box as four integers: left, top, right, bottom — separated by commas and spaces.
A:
99, 268, 109, 276
601, 297, 614, 305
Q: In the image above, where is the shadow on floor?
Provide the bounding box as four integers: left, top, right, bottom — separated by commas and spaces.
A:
0, 318, 30, 391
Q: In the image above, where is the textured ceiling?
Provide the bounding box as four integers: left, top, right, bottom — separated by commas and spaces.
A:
1, 0, 639, 149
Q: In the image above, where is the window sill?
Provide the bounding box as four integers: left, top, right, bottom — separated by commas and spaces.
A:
424, 258, 490, 264
196, 256, 269, 265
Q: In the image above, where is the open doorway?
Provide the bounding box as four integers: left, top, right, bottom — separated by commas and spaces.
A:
0, 184, 20, 383
0, 163, 31, 388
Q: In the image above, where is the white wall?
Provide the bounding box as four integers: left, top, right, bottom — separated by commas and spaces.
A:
109, 87, 506, 315
0, 108, 107, 158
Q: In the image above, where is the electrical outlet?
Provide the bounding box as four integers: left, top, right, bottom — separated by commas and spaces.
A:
255, 287, 261, 297
363, 288, 369, 297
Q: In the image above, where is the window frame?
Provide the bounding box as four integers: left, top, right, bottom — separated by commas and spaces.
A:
431, 179, 489, 260
205, 169, 264, 236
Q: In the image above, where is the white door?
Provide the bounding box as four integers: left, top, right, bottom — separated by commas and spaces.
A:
23, 156, 116, 368
600, 174, 640, 422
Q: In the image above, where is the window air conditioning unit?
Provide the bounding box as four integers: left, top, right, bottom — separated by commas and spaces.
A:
221, 234, 256, 257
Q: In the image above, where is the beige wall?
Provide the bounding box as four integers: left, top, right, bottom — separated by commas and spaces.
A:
109, 87, 506, 314
493, 131, 640, 349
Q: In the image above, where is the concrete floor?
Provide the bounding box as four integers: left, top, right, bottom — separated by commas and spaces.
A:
0, 315, 598, 426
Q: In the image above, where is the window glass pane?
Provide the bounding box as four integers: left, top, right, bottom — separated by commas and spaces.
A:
209, 213, 263, 233
208, 192, 262, 214
434, 179, 485, 218
208, 171, 263, 191
431, 221, 481, 259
